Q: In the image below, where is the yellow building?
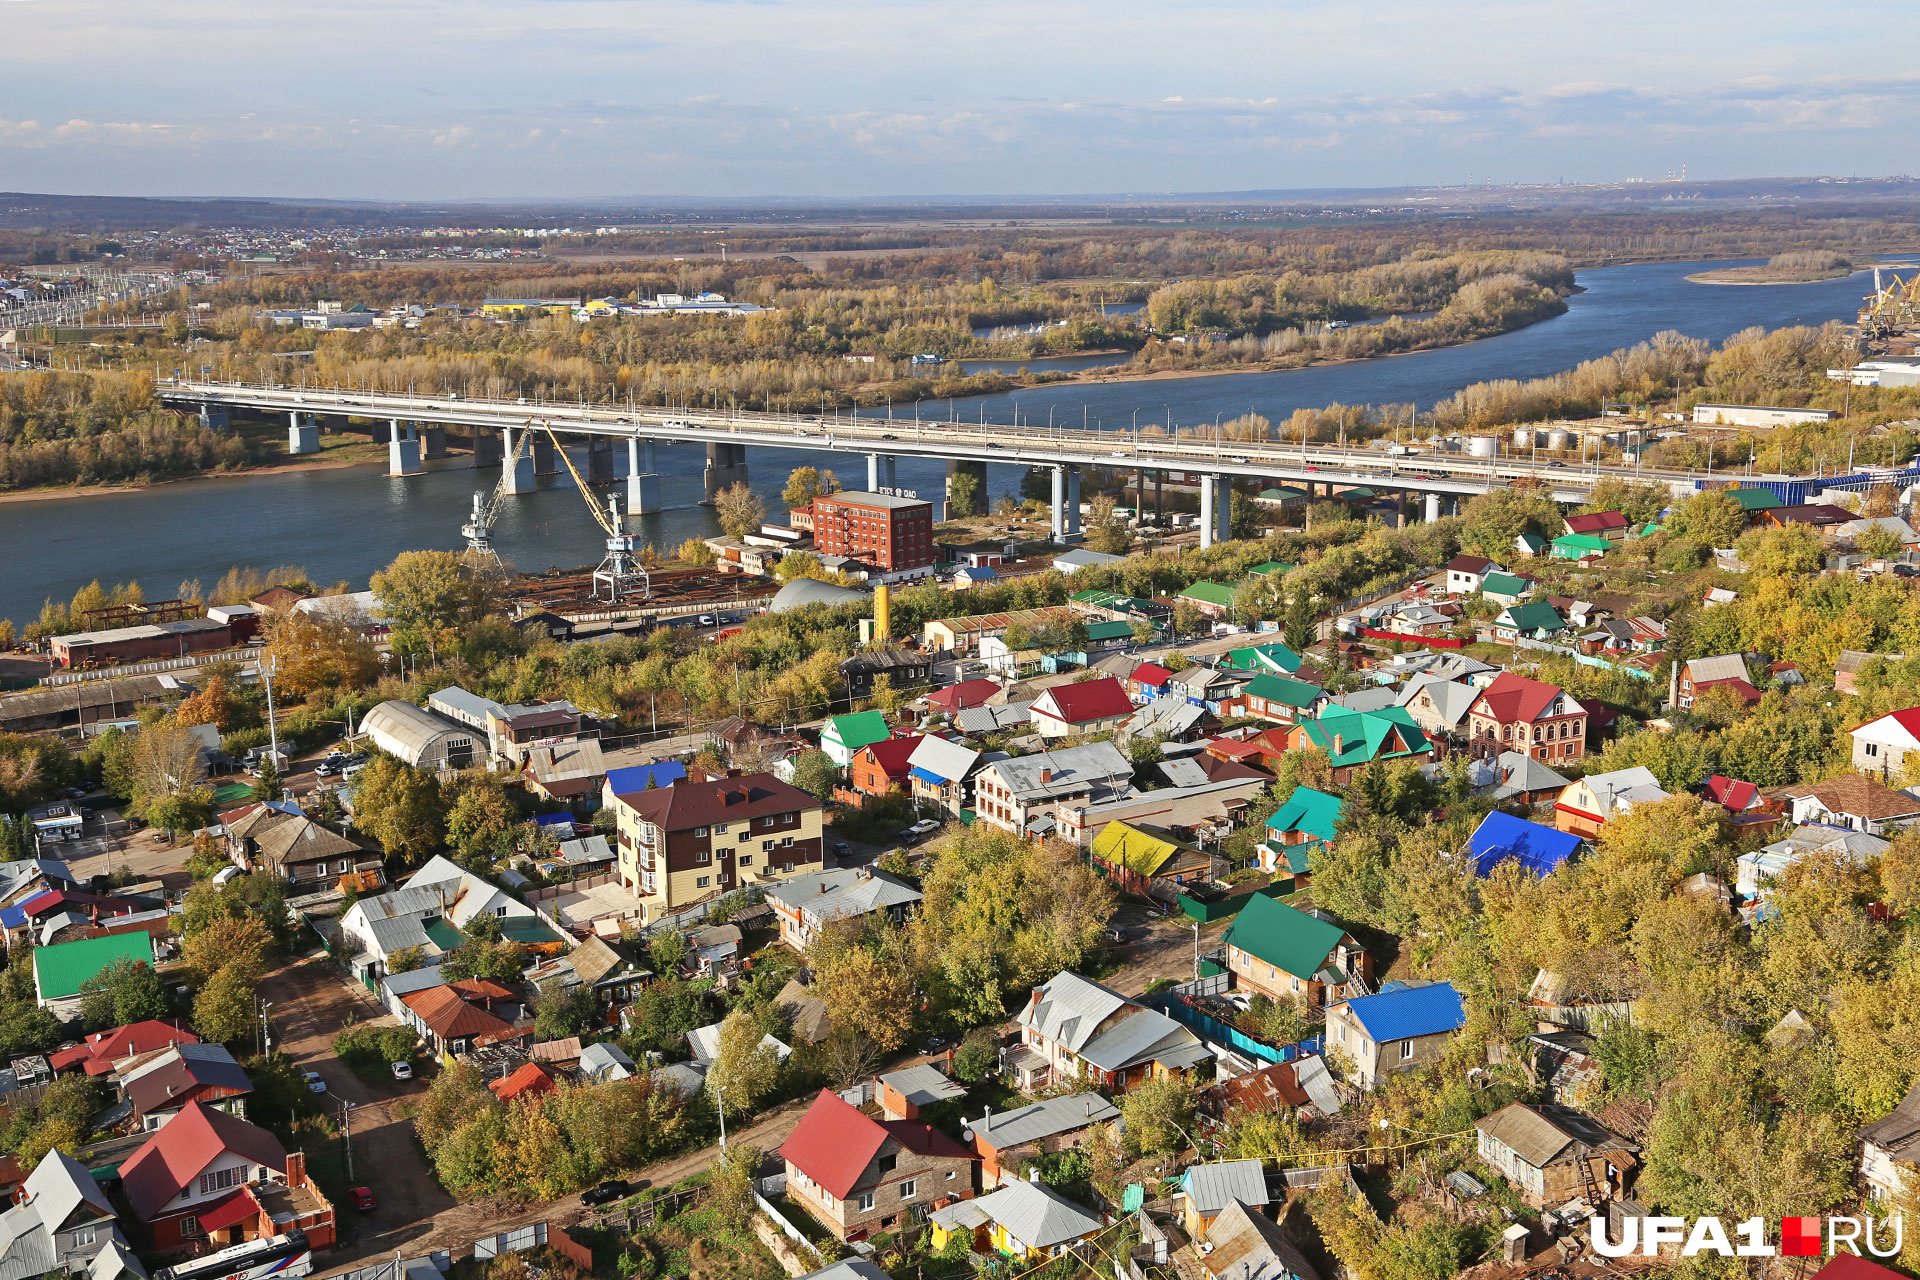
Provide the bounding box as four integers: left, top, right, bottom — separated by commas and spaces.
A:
479, 297, 578, 318
605, 770, 825, 924
927, 1180, 1104, 1262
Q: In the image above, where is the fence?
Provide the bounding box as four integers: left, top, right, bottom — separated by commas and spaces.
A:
1510, 636, 1656, 680
753, 1190, 823, 1266
39, 647, 259, 687
1147, 994, 1313, 1067
1358, 627, 1467, 649
549, 1227, 593, 1272
1177, 881, 1289, 923
473, 1223, 548, 1260
1172, 973, 1230, 999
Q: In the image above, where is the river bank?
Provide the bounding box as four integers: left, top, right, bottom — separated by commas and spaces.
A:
0, 445, 391, 505
1685, 266, 1860, 285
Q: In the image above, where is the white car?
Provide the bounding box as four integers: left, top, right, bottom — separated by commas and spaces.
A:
390, 1061, 414, 1081
303, 1071, 327, 1094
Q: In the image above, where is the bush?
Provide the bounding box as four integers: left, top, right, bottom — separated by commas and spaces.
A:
334, 1023, 421, 1077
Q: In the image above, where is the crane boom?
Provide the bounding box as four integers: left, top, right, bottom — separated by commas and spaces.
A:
529, 420, 650, 603
462, 424, 536, 562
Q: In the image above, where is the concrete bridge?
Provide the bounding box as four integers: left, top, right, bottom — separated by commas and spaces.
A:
158, 379, 1788, 546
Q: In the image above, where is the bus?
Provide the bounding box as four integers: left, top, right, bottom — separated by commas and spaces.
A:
155, 1232, 311, 1280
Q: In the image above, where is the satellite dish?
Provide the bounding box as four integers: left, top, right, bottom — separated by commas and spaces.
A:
961, 1129, 974, 1142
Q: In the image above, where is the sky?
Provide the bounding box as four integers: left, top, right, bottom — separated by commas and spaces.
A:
3, 0, 1918, 201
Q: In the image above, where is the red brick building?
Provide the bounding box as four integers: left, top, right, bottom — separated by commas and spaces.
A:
1465, 671, 1587, 764
121, 1102, 336, 1252
848, 734, 924, 800
813, 491, 936, 572
779, 1088, 976, 1242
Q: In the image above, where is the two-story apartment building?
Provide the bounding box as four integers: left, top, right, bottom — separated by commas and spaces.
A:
779, 1088, 975, 1242
1464, 672, 1588, 764
609, 770, 824, 924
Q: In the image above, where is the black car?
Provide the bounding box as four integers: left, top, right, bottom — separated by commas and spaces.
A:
880, 433, 898, 441
916, 1035, 949, 1057
581, 1179, 630, 1206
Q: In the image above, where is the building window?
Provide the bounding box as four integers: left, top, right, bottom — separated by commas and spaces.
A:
199, 1166, 245, 1196
782, 836, 794, 848
740, 855, 753, 867
693, 827, 708, 837
877, 1154, 896, 1174
714, 822, 729, 834
180, 1218, 202, 1239
900, 1178, 917, 1201
1868, 743, 1881, 757
856, 1191, 875, 1213
695, 849, 710, 864
697, 876, 711, 888
1400, 1039, 1415, 1060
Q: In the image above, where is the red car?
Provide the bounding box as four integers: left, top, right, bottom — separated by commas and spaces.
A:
350, 1187, 377, 1211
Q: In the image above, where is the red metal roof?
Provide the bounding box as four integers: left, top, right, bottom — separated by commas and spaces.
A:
192, 1186, 264, 1235
1037, 676, 1133, 725
879, 1117, 975, 1163
778, 1089, 890, 1200
859, 734, 925, 779
1565, 511, 1628, 535
1704, 775, 1759, 811
1471, 671, 1566, 725
400, 985, 517, 1043
121, 1101, 289, 1221
48, 1020, 197, 1074
1695, 676, 1763, 705
1130, 662, 1174, 687
488, 1062, 557, 1102
928, 679, 1002, 711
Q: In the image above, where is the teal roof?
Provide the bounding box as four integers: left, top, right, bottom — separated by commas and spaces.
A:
1294, 705, 1432, 768
424, 918, 463, 952
1551, 534, 1611, 556
34, 933, 154, 1000
1266, 786, 1344, 845
825, 711, 892, 752
1180, 581, 1237, 607
1500, 601, 1566, 633
1517, 532, 1548, 552
1223, 895, 1347, 982
1248, 562, 1294, 577
1480, 572, 1531, 597
1084, 619, 1135, 642
1726, 488, 1783, 512
1244, 673, 1324, 709
1219, 643, 1303, 675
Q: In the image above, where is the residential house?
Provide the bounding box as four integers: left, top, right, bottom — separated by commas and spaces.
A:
1087, 822, 1212, 899
1028, 677, 1135, 739
245, 815, 379, 892
1836, 650, 1901, 697
1552, 766, 1667, 838
1256, 787, 1343, 884
1515, 531, 1548, 559
1479, 572, 1534, 607
1231, 674, 1327, 727
1200, 1199, 1320, 1280
121, 1102, 335, 1251
971, 742, 1133, 837
1119, 695, 1210, 746
1326, 981, 1466, 1089
488, 1062, 557, 1103
1222, 895, 1371, 1007
1467, 812, 1580, 878
1053, 549, 1127, 575
847, 735, 923, 802
924, 679, 1004, 716
1775, 775, 1920, 835
684, 923, 743, 977
906, 736, 983, 816
34, 933, 154, 1021
686, 1019, 791, 1066
1172, 665, 1251, 714
1859, 1082, 1920, 1201
962, 1094, 1119, 1190
1180, 581, 1238, 620
1056, 769, 1267, 849
1199, 1058, 1342, 1125
1563, 511, 1630, 543
601, 761, 688, 805
122, 1043, 253, 1131
338, 855, 553, 981
927, 1180, 1104, 1263
1702, 774, 1772, 828
608, 770, 825, 924
216, 800, 303, 869
1672, 653, 1752, 711
1157, 753, 1267, 790
1284, 706, 1432, 785
49, 1020, 198, 1077
954, 701, 1034, 735
876, 1064, 965, 1121
1851, 708, 1920, 778
1126, 662, 1176, 703
521, 739, 607, 804
1736, 825, 1889, 901
1473, 1102, 1638, 1208
1395, 675, 1480, 740
1464, 672, 1588, 764
1177, 1160, 1269, 1239
1484, 751, 1571, 806
579, 1042, 637, 1083
841, 649, 935, 701
1491, 601, 1567, 641
0, 1150, 125, 1278
778, 1088, 976, 1242
1444, 555, 1498, 595
765, 867, 922, 953
521, 934, 649, 1010
1549, 534, 1611, 561
1008, 971, 1209, 1093
821, 711, 893, 767
1760, 503, 1855, 531
399, 980, 528, 1057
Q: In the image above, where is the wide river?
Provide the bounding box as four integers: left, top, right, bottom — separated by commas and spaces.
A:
0, 257, 1883, 626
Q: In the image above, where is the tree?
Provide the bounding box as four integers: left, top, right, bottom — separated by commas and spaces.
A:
1459, 487, 1559, 560
181, 913, 273, 985
263, 613, 381, 700
175, 673, 241, 732
370, 550, 501, 661
1859, 525, 1905, 561
193, 965, 257, 1044
790, 749, 840, 803
532, 979, 599, 1039
709, 1007, 781, 1113
1172, 599, 1203, 639
1118, 1074, 1196, 1157
714, 482, 767, 541
1666, 490, 1748, 548
782, 466, 840, 511
647, 928, 689, 975
442, 917, 526, 984
812, 935, 916, 1055
815, 1026, 883, 1090
250, 755, 281, 802
78, 958, 169, 1032
145, 788, 215, 838
446, 774, 518, 868
862, 673, 906, 716
1229, 490, 1261, 539
1736, 523, 1825, 577
1283, 587, 1317, 652
946, 470, 980, 518
709, 1143, 760, 1222
774, 550, 828, 583
951, 1029, 998, 1083
350, 756, 446, 865
131, 719, 208, 811
1084, 496, 1131, 555
387, 946, 425, 974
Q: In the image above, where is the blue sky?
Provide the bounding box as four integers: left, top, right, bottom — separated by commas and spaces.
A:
3, 0, 1916, 200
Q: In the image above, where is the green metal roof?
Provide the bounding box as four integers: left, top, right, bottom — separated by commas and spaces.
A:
1223, 894, 1346, 981
501, 916, 565, 946
1294, 705, 1432, 767
1265, 786, 1344, 845
1551, 534, 1612, 555
825, 710, 892, 752
1247, 562, 1294, 577
1179, 581, 1237, 607
1500, 601, 1566, 633
1480, 572, 1531, 597
1244, 673, 1324, 708
1084, 619, 1135, 642
1517, 531, 1548, 551
1726, 488, 1783, 511
34, 932, 154, 1000
424, 919, 463, 952
1219, 643, 1303, 674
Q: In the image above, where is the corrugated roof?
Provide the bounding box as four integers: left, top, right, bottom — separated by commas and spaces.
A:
1180, 1158, 1269, 1215
1034, 677, 1134, 725
1203, 1199, 1317, 1280
966, 1093, 1118, 1150
779, 1089, 890, 1200
120, 1102, 286, 1220
1019, 972, 1129, 1053
1090, 821, 1180, 878
1223, 896, 1345, 982
965, 1180, 1103, 1249
1468, 812, 1579, 877
1266, 787, 1343, 845
1336, 982, 1466, 1043
33, 932, 153, 1000
878, 1063, 965, 1107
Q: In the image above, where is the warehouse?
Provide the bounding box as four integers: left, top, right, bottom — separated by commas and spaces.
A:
49, 618, 232, 669
1691, 403, 1838, 428
361, 700, 479, 770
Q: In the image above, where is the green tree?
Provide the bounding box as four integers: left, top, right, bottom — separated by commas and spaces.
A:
1459, 486, 1559, 560
371, 550, 501, 661
1283, 586, 1317, 652
1666, 490, 1749, 547
250, 756, 281, 802
946, 470, 981, 518
78, 958, 169, 1031
1229, 490, 1261, 539
531, 979, 599, 1039
446, 774, 518, 868
709, 1007, 781, 1114
193, 965, 257, 1044
790, 749, 840, 802
350, 756, 446, 866
1118, 1074, 1196, 1158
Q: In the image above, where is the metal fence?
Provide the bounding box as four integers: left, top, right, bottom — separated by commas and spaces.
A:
752, 1190, 823, 1266
39, 648, 259, 687
1510, 636, 1656, 680
473, 1223, 548, 1260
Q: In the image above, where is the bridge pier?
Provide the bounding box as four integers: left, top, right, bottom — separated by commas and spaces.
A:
1199, 474, 1230, 548
867, 453, 897, 491
586, 436, 615, 486
1050, 465, 1082, 542
1425, 492, 1441, 523
531, 436, 559, 477
388, 421, 423, 477
471, 428, 502, 467
287, 412, 319, 456
197, 404, 228, 433
501, 427, 535, 494
704, 442, 748, 504
423, 425, 449, 459
946, 459, 986, 517
627, 438, 660, 515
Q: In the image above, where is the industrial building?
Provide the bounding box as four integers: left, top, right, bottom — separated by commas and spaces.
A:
361, 700, 480, 770
49, 617, 234, 669
1691, 403, 1839, 428
811, 491, 937, 574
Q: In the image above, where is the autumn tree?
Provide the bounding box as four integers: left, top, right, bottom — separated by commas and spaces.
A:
193, 965, 257, 1044
350, 757, 446, 866
708, 1007, 782, 1114
370, 550, 503, 662
1084, 496, 1131, 555
1665, 490, 1748, 548
714, 482, 767, 541
181, 913, 274, 985
262, 613, 381, 699
1118, 1074, 1196, 1158
810, 921, 916, 1055
1458, 487, 1559, 560
781, 466, 840, 510
446, 772, 519, 868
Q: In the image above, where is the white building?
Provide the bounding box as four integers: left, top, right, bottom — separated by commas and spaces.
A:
361, 700, 478, 770
1691, 403, 1838, 428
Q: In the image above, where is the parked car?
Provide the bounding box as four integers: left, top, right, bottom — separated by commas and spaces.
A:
390, 1061, 413, 1081
1104, 926, 1128, 945
582, 1179, 630, 1207
350, 1187, 377, 1211
698, 613, 717, 627
916, 1034, 950, 1057
899, 819, 942, 844
303, 1071, 327, 1094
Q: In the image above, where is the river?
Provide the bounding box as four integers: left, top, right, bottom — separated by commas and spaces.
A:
0, 257, 1878, 626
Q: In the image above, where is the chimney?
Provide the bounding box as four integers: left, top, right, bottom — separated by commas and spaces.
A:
1333, 733, 1345, 754
1029, 1167, 1042, 1183
1039, 769, 1053, 784
1030, 989, 1043, 1007
285, 1151, 306, 1188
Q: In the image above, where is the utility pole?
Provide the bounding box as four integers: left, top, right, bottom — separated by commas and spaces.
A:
340, 1099, 356, 1180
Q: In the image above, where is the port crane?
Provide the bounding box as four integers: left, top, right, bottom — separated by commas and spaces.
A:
1861, 267, 1920, 337
462, 419, 649, 603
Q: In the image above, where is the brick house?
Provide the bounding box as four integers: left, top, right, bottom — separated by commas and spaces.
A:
1222, 895, 1370, 1007
847, 735, 924, 802
1464, 672, 1588, 765
779, 1089, 976, 1242
1671, 653, 1750, 711
121, 1102, 335, 1252
609, 770, 824, 924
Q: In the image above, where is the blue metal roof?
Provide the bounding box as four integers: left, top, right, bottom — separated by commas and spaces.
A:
1467, 811, 1580, 878
0, 906, 23, 929
1341, 982, 1466, 1043
908, 766, 945, 785
605, 761, 689, 795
